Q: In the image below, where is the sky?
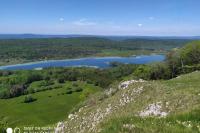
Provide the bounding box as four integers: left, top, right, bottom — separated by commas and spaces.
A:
0, 0, 200, 36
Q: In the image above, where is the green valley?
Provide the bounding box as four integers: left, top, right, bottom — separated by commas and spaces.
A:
0, 39, 200, 133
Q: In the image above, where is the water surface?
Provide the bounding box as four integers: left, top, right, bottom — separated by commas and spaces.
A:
0, 55, 165, 70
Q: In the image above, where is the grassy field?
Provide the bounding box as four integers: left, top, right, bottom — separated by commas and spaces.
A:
0, 81, 101, 128
60, 71, 200, 133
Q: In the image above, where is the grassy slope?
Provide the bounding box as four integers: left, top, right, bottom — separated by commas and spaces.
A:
0, 81, 101, 128
61, 71, 200, 133
101, 71, 200, 133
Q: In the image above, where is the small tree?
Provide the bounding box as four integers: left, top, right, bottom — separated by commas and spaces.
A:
66, 90, 73, 94
166, 49, 181, 78
58, 78, 65, 83
10, 84, 26, 98
149, 62, 171, 80
24, 95, 37, 103
74, 87, 83, 92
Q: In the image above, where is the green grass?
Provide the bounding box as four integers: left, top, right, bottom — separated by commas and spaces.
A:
0, 81, 101, 128
99, 71, 200, 133
100, 110, 200, 133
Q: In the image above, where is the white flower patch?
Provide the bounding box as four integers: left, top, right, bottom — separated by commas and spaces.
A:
55, 122, 65, 133
139, 102, 168, 117
123, 124, 135, 130
119, 79, 146, 90
68, 114, 78, 120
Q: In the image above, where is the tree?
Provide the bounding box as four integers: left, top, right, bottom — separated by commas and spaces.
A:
180, 41, 200, 65
57, 78, 65, 83
149, 62, 171, 80
24, 95, 37, 103
26, 73, 43, 84
10, 84, 26, 98
166, 48, 181, 78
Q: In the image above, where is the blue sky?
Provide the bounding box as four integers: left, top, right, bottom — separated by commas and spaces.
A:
0, 0, 200, 36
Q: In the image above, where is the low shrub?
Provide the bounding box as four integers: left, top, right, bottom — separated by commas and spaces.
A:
57, 78, 65, 83
72, 83, 78, 87
74, 87, 83, 92
66, 87, 72, 90
24, 95, 37, 103
66, 90, 73, 94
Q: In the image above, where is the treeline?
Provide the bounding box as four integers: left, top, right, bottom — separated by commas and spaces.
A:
0, 37, 188, 64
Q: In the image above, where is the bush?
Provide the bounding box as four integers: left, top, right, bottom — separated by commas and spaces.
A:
66, 87, 72, 90
74, 87, 83, 92
0, 90, 10, 99
181, 64, 200, 74
86, 80, 93, 84
0, 71, 12, 76
149, 63, 171, 80
66, 90, 73, 94
134, 65, 151, 80
9, 84, 27, 98
26, 73, 43, 84
58, 78, 65, 83
0, 122, 7, 133
72, 83, 78, 87
24, 95, 37, 103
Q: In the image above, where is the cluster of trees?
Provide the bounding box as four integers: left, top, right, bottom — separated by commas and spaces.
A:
166, 41, 200, 77
133, 41, 200, 80
0, 72, 43, 99
0, 64, 138, 99
66, 86, 83, 95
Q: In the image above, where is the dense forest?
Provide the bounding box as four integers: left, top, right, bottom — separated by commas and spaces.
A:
0, 37, 188, 66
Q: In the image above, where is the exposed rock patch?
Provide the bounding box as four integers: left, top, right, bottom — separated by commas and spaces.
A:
139, 102, 168, 117
55, 122, 65, 133
119, 79, 146, 89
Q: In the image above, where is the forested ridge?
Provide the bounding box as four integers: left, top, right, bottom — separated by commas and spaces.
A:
0, 37, 188, 66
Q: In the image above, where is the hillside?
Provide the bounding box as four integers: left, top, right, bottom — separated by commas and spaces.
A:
0, 40, 199, 132
56, 71, 200, 133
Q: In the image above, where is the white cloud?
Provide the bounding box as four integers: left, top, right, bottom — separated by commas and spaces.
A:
149, 17, 154, 20
59, 18, 64, 22
72, 18, 97, 26
138, 23, 143, 27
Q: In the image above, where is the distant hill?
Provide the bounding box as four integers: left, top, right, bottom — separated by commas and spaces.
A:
0, 34, 200, 40
0, 34, 88, 39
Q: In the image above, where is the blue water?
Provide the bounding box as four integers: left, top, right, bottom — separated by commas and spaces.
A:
0, 55, 165, 70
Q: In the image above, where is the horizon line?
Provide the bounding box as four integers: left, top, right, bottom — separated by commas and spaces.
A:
0, 33, 199, 37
